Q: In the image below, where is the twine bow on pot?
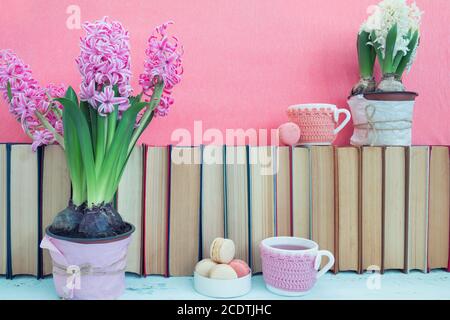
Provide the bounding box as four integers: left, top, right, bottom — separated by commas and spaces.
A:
52, 255, 127, 299
353, 104, 412, 146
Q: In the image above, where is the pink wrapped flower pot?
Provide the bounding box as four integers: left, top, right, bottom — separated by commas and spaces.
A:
40, 225, 134, 300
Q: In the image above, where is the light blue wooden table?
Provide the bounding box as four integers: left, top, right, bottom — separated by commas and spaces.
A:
1, 271, 449, 300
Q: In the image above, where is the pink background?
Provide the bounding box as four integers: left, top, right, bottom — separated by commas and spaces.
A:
0, 0, 448, 146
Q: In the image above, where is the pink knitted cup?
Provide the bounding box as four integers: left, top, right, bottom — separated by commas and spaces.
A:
260, 237, 335, 296
287, 104, 351, 145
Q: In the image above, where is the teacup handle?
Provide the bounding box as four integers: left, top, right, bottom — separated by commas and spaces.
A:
314, 250, 335, 279
333, 108, 351, 135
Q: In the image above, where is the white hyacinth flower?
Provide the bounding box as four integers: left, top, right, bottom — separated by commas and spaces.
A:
361, 0, 422, 59
360, 5, 382, 33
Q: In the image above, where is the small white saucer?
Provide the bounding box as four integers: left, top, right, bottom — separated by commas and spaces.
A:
266, 284, 311, 297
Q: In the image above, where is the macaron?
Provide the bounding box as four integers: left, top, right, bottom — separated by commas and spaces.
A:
228, 259, 250, 278
210, 238, 235, 264
278, 122, 301, 146
209, 264, 238, 280
194, 258, 217, 277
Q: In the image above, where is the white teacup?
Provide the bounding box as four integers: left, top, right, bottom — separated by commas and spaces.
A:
260, 237, 335, 296
287, 103, 351, 145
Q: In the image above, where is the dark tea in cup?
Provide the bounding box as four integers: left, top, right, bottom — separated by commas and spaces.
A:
270, 244, 311, 251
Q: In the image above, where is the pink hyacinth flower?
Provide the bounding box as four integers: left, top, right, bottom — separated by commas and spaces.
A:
80, 80, 97, 107
139, 21, 183, 117
0, 49, 66, 150
77, 17, 132, 114
95, 86, 128, 116
31, 129, 54, 151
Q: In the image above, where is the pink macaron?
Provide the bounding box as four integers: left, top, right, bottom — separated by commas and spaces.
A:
228, 259, 251, 278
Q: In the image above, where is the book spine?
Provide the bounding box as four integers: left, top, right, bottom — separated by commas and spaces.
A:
309, 147, 314, 243
289, 146, 293, 237
405, 146, 430, 273
426, 146, 432, 273
165, 145, 172, 277
5, 144, 11, 280
404, 147, 411, 273
360, 147, 383, 273
333, 146, 339, 274
426, 146, 450, 271
37, 146, 43, 279
308, 147, 313, 239
141, 145, 148, 276
448, 146, 450, 273
223, 145, 228, 238
357, 146, 363, 274
424, 147, 430, 274
246, 145, 252, 271
273, 146, 277, 238
273, 146, 278, 236
199, 145, 204, 260
381, 147, 386, 274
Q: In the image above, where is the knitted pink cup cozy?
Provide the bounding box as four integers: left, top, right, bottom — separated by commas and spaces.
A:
287, 107, 336, 144
260, 245, 317, 292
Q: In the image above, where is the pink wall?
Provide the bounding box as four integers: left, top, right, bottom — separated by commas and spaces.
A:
0, 0, 448, 146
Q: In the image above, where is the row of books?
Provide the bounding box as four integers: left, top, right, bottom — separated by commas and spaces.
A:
0, 144, 449, 278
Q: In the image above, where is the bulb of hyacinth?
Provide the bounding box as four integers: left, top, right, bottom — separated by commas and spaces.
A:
351, 30, 377, 95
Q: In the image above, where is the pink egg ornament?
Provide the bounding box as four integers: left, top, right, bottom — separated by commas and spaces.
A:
278, 122, 301, 146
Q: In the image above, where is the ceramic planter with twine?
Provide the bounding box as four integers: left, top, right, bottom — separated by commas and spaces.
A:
40, 225, 134, 300
348, 92, 418, 146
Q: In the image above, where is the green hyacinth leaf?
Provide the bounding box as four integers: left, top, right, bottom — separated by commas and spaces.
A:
384, 24, 398, 73
370, 30, 385, 67
80, 101, 94, 155
106, 105, 118, 151
128, 82, 164, 155
396, 30, 419, 77
392, 51, 405, 72
64, 86, 79, 106
61, 98, 85, 206
88, 106, 98, 151
57, 97, 97, 206
357, 31, 376, 78
94, 112, 107, 175
106, 85, 120, 152
97, 100, 148, 202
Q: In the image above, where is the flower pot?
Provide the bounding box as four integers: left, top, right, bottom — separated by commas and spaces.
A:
347, 92, 418, 146
40, 224, 135, 300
